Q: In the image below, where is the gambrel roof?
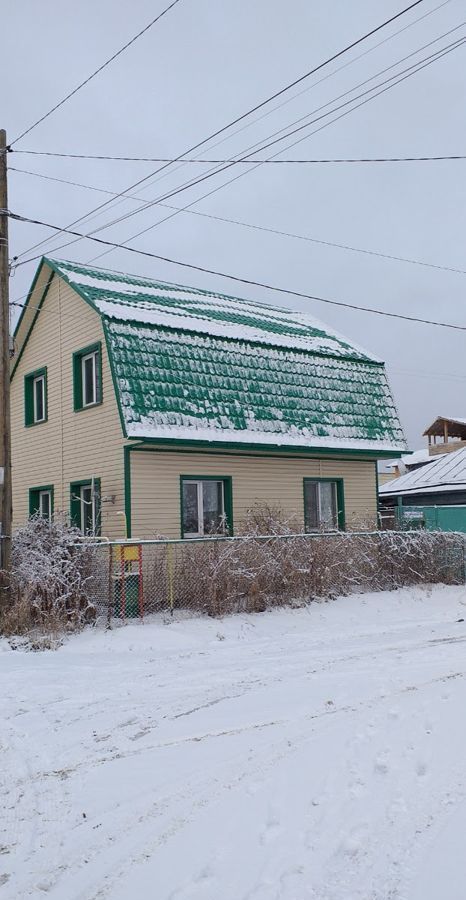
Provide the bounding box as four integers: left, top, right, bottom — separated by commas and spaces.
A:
15, 258, 407, 455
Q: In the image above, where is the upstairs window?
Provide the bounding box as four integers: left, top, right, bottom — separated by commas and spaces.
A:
303, 478, 345, 531
24, 368, 47, 426
29, 486, 54, 521
70, 478, 101, 535
73, 343, 102, 411
181, 477, 232, 538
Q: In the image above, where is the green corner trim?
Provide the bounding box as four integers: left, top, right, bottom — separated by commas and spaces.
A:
72, 342, 103, 412
29, 485, 54, 518
179, 474, 233, 538
12, 269, 55, 380
303, 477, 345, 531
374, 462, 380, 525
24, 366, 48, 427
124, 446, 132, 539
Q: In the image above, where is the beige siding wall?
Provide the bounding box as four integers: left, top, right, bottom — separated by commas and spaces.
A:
130, 449, 377, 539
11, 274, 126, 539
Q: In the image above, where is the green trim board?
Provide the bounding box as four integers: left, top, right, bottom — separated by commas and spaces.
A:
69, 477, 102, 535
29, 485, 54, 518
179, 475, 233, 538
124, 446, 132, 539
130, 437, 403, 460
24, 366, 48, 427
303, 477, 345, 531
72, 342, 103, 411
11, 268, 55, 380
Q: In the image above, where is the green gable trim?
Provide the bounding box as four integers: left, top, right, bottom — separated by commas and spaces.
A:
303, 477, 345, 531
124, 446, 132, 539
12, 268, 55, 380
24, 366, 48, 427
130, 437, 404, 460
72, 342, 103, 412
70, 477, 101, 535
29, 485, 54, 518
179, 474, 233, 539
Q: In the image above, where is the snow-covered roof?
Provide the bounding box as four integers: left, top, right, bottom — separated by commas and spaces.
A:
380, 446, 466, 496
20, 258, 407, 454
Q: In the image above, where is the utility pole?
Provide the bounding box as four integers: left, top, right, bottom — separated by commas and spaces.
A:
0, 129, 12, 602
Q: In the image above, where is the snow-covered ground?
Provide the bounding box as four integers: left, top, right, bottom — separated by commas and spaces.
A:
2, 585, 466, 899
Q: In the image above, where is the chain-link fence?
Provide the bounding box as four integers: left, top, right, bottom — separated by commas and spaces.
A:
84, 530, 466, 623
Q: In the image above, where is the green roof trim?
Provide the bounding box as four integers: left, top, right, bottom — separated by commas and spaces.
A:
15, 257, 407, 455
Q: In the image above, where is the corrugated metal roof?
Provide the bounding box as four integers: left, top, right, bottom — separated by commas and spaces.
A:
40, 258, 406, 452
380, 446, 466, 496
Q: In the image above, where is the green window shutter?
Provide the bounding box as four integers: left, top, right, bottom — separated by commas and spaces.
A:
69, 478, 101, 535
29, 485, 54, 518
179, 475, 233, 538
24, 367, 47, 427
303, 478, 345, 531
24, 374, 34, 426
73, 342, 102, 412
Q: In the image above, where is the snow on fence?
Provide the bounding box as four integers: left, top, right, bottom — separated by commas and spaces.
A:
83, 530, 466, 622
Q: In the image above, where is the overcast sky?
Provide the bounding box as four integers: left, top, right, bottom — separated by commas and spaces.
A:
4, 0, 466, 452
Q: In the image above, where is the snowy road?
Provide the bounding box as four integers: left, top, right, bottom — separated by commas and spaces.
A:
2, 585, 466, 899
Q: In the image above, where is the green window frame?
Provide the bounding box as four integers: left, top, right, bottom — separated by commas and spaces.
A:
73, 342, 102, 411
70, 478, 101, 535
180, 475, 233, 538
303, 478, 345, 531
24, 367, 48, 427
29, 485, 54, 521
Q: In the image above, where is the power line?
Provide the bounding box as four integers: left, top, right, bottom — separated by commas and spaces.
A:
10, 165, 466, 276
12, 1, 428, 262
9, 0, 184, 146
9, 210, 466, 333
83, 33, 466, 265
17, 31, 463, 267
9, 150, 466, 164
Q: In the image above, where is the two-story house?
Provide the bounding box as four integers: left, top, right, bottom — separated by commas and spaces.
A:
11, 257, 406, 539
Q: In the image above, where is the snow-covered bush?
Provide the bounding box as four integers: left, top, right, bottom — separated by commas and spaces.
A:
139, 507, 466, 618
1, 515, 96, 635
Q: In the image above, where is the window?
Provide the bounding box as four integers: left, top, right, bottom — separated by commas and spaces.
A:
70, 478, 101, 535
29, 486, 54, 521
24, 368, 47, 426
181, 477, 233, 538
303, 478, 344, 531
73, 343, 102, 411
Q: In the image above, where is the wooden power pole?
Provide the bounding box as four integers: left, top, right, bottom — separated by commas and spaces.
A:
0, 129, 12, 599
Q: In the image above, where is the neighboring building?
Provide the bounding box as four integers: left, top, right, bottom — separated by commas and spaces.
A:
379, 446, 466, 532
11, 258, 406, 539
381, 447, 445, 482
424, 415, 466, 457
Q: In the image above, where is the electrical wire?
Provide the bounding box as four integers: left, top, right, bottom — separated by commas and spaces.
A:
8, 210, 466, 333
9, 151, 466, 164
9, 0, 184, 146
83, 34, 466, 264
10, 165, 466, 276
17, 31, 464, 267
12, 0, 429, 262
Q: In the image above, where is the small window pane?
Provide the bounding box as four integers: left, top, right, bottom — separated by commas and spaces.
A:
319, 481, 338, 529
183, 482, 199, 535
80, 485, 94, 534
39, 491, 51, 521
82, 354, 97, 406
33, 376, 45, 422
304, 481, 319, 530
202, 481, 224, 534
